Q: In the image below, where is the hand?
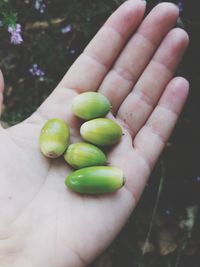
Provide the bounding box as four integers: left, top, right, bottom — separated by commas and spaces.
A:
0, 1, 189, 266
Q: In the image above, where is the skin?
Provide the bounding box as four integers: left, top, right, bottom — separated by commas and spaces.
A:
0, 1, 189, 267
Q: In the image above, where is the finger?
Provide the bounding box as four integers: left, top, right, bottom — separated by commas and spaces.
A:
58, 0, 146, 92
117, 28, 189, 136
128, 77, 189, 199
98, 2, 179, 113
134, 76, 189, 171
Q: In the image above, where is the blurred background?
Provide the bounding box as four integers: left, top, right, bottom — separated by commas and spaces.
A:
0, 0, 200, 266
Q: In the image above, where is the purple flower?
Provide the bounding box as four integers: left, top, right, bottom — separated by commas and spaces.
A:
35, 0, 46, 13
177, 1, 183, 12
70, 49, 76, 55
8, 24, 23, 45
29, 64, 45, 81
61, 24, 72, 34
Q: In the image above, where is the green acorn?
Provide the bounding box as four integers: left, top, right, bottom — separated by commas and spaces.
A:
65, 166, 125, 194
72, 92, 111, 120
39, 118, 70, 158
64, 142, 107, 169
80, 118, 122, 146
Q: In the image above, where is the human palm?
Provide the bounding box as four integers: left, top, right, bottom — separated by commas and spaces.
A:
0, 1, 189, 267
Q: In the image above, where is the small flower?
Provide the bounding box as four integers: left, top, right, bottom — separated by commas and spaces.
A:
8, 24, 23, 45
165, 209, 171, 215
61, 24, 72, 34
29, 64, 45, 81
35, 0, 46, 13
177, 1, 183, 12
70, 49, 76, 55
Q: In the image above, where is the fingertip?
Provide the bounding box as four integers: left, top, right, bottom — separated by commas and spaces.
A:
171, 76, 190, 97
106, 0, 146, 37
159, 77, 190, 115
170, 27, 190, 48
124, 0, 147, 7
155, 2, 179, 16
153, 27, 190, 71
138, 1, 180, 46
151, 2, 180, 26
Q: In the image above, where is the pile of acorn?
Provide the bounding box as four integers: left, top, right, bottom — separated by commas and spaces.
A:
39, 92, 125, 194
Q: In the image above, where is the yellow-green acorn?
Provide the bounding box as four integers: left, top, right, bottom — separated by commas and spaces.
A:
65, 166, 125, 194
72, 92, 111, 120
39, 118, 70, 158
64, 142, 107, 169
80, 118, 122, 146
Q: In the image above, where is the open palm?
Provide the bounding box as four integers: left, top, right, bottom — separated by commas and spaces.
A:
0, 1, 189, 266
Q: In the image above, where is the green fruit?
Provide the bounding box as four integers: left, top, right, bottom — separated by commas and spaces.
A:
72, 92, 111, 120
65, 166, 125, 194
39, 118, 70, 158
64, 142, 107, 169
80, 118, 122, 146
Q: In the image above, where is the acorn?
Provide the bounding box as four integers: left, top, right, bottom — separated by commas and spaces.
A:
80, 118, 122, 146
64, 142, 107, 169
65, 166, 125, 194
39, 118, 70, 158
72, 92, 111, 120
